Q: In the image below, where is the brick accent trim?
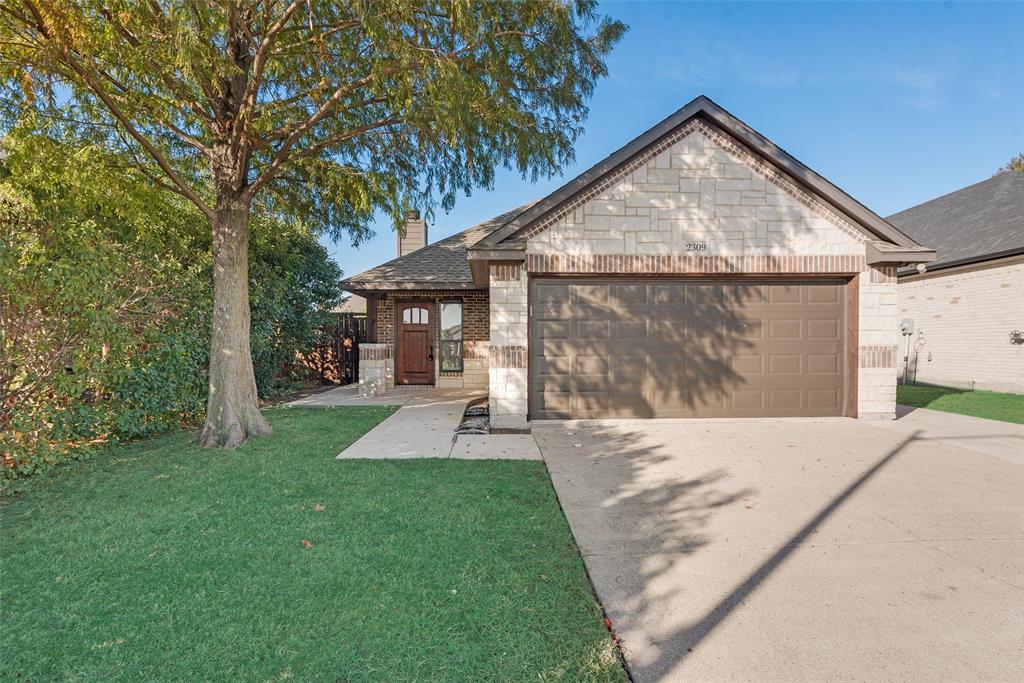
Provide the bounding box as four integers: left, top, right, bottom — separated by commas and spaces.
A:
859, 345, 897, 369
490, 264, 522, 281
521, 119, 866, 244
464, 340, 490, 359
359, 344, 391, 361
490, 345, 527, 368
526, 253, 866, 275
868, 265, 897, 283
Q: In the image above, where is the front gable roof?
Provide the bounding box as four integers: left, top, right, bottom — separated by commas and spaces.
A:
471, 95, 932, 258
345, 96, 935, 293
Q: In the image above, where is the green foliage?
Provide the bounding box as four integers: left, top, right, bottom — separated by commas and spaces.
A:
249, 221, 342, 397
0, 178, 202, 484
2, 1, 626, 236
3, 1, 624, 445
0, 130, 341, 485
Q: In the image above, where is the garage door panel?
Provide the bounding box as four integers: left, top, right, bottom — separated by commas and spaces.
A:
808, 285, 841, 304
807, 354, 840, 374
574, 355, 609, 377
768, 319, 802, 340
575, 320, 611, 340
730, 389, 766, 411
612, 356, 648, 379
807, 318, 841, 340
536, 320, 571, 339
732, 354, 766, 375
735, 319, 764, 340
610, 283, 648, 304
536, 304, 574, 321
769, 389, 803, 411
652, 283, 688, 304
730, 284, 768, 304
769, 354, 803, 375
535, 356, 572, 377
539, 389, 572, 413
575, 391, 609, 415
808, 388, 842, 412
768, 285, 803, 304
571, 284, 609, 304
535, 283, 570, 304
614, 320, 648, 339
687, 284, 727, 305
651, 320, 688, 341
651, 387, 725, 413
530, 278, 846, 419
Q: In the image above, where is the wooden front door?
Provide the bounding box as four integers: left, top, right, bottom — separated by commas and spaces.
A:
396, 302, 434, 385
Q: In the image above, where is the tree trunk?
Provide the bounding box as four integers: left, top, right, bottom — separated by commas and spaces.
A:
199, 193, 272, 448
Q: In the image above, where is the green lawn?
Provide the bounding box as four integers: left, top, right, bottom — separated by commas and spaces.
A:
897, 384, 1024, 424
1, 407, 624, 682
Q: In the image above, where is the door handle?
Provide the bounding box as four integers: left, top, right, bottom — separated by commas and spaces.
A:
428, 345, 434, 362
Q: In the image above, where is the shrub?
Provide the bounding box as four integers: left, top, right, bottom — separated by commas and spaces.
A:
0, 131, 342, 488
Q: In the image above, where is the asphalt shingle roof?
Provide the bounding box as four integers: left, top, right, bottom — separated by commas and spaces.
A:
340, 202, 535, 291
886, 171, 1024, 271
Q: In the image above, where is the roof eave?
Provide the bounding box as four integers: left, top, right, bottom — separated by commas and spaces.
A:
340, 280, 482, 295
865, 241, 936, 266
466, 246, 526, 287
897, 247, 1024, 277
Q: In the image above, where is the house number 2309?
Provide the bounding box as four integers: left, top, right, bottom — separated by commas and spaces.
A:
685, 242, 708, 252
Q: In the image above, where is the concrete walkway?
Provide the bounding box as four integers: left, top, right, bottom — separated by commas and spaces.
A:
287, 384, 426, 407
288, 386, 542, 460
537, 412, 1024, 682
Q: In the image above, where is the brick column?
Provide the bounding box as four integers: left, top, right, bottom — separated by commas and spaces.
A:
358, 343, 393, 397
489, 264, 529, 429
858, 266, 898, 419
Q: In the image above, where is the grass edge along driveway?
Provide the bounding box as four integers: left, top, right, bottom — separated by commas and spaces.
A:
2, 406, 625, 682
897, 384, 1024, 424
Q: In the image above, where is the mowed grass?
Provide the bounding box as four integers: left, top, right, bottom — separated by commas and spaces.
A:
1, 407, 624, 682
898, 384, 1024, 424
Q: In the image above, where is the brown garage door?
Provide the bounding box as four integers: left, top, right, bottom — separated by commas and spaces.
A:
530, 279, 847, 419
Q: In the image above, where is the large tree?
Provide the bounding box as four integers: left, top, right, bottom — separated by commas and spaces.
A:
1, 1, 625, 447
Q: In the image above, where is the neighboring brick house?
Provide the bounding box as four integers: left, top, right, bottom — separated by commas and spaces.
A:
342, 96, 934, 428
887, 171, 1024, 394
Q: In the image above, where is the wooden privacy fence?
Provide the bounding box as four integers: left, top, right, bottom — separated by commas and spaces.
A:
302, 313, 367, 385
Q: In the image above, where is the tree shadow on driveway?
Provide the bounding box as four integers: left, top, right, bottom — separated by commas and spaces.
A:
537, 421, 928, 681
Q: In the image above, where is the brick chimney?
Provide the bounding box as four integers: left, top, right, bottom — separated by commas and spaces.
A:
398, 209, 428, 257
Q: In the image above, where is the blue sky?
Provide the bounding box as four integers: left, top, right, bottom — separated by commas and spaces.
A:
327, 1, 1024, 279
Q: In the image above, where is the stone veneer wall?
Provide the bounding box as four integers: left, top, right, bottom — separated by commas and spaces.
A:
367, 290, 489, 390
485, 122, 900, 423
897, 258, 1024, 393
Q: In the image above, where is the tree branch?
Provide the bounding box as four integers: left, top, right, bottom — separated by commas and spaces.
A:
247, 116, 401, 198
237, 0, 308, 133
60, 50, 214, 219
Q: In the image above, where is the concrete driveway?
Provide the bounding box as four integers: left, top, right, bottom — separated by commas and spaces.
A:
536, 409, 1024, 682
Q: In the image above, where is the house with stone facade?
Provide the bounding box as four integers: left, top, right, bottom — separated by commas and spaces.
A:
887, 170, 1024, 393
341, 96, 935, 429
